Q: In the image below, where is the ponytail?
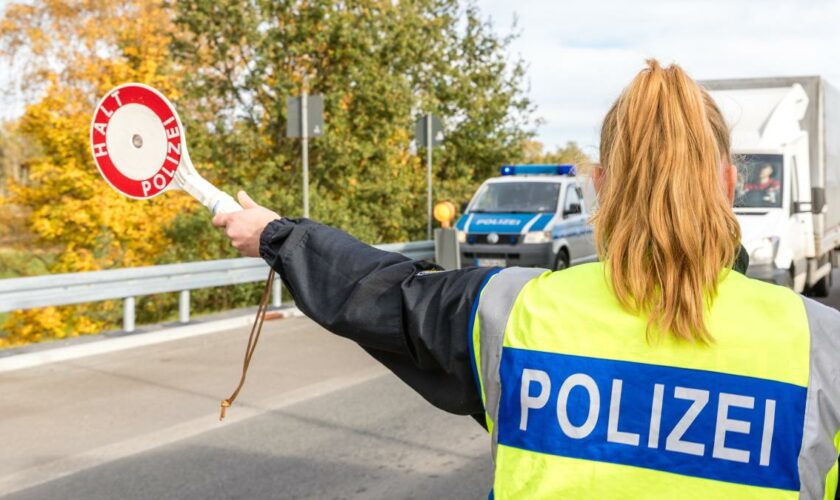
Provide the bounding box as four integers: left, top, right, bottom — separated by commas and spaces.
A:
594, 60, 740, 343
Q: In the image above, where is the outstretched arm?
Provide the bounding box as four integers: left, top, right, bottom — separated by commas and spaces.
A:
213, 191, 494, 417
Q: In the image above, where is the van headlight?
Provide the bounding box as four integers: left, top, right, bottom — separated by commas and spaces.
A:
523, 231, 552, 244
749, 237, 780, 265
457, 231, 466, 243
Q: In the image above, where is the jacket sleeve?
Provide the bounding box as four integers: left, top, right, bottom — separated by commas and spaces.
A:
258, 217, 494, 417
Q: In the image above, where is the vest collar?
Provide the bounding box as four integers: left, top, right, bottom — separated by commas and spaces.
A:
734, 244, 749, 275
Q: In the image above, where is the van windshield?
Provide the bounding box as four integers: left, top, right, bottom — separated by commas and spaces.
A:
470, 182, 560, 213
734, 154, 784, 209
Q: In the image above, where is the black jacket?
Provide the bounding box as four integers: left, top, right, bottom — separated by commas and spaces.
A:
259, 218, 751, 426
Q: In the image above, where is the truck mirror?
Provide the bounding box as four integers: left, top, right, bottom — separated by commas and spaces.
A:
792, 201, 814, 214
563, 203, 582, 217
460, 201, 469, 213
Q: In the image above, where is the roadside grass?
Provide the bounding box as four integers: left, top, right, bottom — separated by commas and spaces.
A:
0, 247, 55, 279
0, 247, 57, 343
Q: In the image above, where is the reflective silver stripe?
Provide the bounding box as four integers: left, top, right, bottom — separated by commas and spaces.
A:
464, 213, 475, 232
798, 296, 840, 499
477, 266, 547, 460
520, 214, 541, 234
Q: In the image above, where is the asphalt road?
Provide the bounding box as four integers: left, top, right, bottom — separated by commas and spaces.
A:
0, 315, 490, 500
2, 270, 838, 500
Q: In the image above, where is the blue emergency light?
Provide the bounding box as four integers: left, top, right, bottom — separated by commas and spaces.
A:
500, 164, 576, 176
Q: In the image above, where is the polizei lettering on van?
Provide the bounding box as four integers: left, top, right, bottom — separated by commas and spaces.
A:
474, 218, 522, 226
498, 348, 807, 491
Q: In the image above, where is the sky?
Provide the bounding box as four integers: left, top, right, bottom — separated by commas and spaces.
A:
2, 1, 840, 156
477, 0, 840, 156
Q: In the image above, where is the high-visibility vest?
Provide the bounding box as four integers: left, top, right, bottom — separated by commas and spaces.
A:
470, 263, 840, 499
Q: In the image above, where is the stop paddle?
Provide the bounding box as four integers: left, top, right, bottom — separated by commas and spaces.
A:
89, 83, 241, 214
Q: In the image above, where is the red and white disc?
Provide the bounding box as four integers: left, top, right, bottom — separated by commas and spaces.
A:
90, 83, 183, 199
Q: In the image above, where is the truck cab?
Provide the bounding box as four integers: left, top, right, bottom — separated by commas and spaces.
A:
455, 164, 597, 270
731, 147, 807, 289
706, 78, 840, 296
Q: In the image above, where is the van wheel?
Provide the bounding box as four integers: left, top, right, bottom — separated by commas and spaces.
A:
811, 268, 833, 298
553, 249, 570, 271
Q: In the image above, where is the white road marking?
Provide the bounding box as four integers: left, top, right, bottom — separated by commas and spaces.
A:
0, 308, 304, 374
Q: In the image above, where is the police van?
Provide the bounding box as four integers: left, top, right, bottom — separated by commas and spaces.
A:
455, 164, 597, 270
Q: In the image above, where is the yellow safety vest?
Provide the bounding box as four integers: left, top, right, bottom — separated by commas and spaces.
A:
470, 263, 840, 499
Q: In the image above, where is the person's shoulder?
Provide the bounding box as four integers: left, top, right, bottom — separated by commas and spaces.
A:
724, 271, 797, 300
799, 294, 840, 330
491, 266, 550, 289
529, 262, 609, 299
547, 262, 603, 278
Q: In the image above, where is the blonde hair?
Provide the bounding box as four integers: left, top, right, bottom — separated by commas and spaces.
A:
702, 88, 731, 162
594, 60, 740, 343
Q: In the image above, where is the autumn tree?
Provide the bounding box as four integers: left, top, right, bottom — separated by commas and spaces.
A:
0, 0, 537, 346
0, 122, 30, 197
0, 121, 40, 278
0, 0, 195, 344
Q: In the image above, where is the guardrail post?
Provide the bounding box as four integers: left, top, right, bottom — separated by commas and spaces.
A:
123, 297, 135, 333
272, 279, 282, 308
179, 290, 190, 323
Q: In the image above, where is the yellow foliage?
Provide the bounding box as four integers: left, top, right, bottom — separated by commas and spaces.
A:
1, 0, 193, 343
0, 304, 109, 347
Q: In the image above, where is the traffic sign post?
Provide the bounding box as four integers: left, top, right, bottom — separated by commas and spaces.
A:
415, 114, 444, 239
286, 82, 324, 219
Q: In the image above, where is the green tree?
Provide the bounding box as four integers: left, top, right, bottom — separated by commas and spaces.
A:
522, 139, 594, 175
170, 0, 536, 249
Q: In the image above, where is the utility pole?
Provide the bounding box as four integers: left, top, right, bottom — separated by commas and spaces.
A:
301, 75, 309, 218
426, 113, 433, 240
415, 113, 444, 241
286, 77, 323, 219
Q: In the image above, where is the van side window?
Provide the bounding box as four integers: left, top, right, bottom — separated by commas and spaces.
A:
564, 185, 582, 217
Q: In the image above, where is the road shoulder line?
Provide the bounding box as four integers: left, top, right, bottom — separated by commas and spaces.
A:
0, 307, 304, 373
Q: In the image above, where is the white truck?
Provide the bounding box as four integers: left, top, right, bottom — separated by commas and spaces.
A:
702, 76, 840, 296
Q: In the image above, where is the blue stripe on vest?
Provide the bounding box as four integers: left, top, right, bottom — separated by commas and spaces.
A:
497, 348, 806, 491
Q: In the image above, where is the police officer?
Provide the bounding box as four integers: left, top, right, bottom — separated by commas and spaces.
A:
213, 60, 840, 499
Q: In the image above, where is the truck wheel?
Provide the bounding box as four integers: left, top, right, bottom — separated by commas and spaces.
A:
811, 269, 833, 298
553, 249, 570, 271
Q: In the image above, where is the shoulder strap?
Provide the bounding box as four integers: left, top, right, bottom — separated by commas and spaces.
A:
798, 296, 840, 499
473, 267, 546, 455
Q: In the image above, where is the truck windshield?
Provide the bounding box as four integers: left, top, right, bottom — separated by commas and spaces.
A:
470, 182, 560, 213
734, 154, 784, 209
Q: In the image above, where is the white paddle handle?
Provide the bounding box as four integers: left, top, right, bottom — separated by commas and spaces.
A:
179, 173, 242, 215
210, 192, 243, 215
175, 151, 242, 215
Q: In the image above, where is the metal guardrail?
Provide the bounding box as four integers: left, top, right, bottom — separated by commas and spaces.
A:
0, 240, 435, 332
